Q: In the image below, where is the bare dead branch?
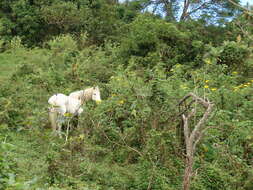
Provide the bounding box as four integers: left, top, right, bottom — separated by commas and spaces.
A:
178, 94, 192, 106
179, 92, 214, 190
189, 102, 213, 146
188, 108, 196, 118
182, 114, 190, 142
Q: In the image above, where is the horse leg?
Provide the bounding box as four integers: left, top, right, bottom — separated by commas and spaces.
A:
57, 115, 65, 138
58, 123, 62, 138
49, 108, 58, 135
65, 119, 71, 142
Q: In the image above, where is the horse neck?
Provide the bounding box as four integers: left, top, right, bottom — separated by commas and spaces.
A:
81, 89, 92, 103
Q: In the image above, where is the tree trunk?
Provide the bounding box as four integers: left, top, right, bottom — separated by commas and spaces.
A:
183, 156, 193, 190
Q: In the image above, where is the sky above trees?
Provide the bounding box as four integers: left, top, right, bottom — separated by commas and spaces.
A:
241, 0, 252, 5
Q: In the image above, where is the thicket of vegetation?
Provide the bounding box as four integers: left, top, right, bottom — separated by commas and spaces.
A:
0, 0, 252, 189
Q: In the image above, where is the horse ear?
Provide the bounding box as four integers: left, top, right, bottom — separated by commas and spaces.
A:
93, 86, 96, 90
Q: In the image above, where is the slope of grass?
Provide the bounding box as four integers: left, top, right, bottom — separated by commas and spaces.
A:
0, 50, 25, 82
2, 128, 65, 189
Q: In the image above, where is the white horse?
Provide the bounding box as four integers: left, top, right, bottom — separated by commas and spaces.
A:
69, 86, 101, 104
48, 93, 83, 137
48, 86, 101, 137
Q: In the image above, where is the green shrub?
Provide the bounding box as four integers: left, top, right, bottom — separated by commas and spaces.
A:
218, 41, 251, 67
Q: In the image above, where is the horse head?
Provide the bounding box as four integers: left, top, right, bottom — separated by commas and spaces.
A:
92, 86, 101, 104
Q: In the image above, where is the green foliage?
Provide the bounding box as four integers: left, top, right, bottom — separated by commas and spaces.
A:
218, 41, 251, 67
0, 0, 45, 45
192, 163, 231, 190
0, 36, 252, 188
9, 36, 23, 49
47, 34, 78, 52
41, 1, 86, 35
120, 14, 187, 62
0, 0, 122, 46
0, 127, 17, 190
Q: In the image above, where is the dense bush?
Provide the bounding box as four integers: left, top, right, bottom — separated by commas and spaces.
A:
0, 34, 252, 188
217, 41, 251, 67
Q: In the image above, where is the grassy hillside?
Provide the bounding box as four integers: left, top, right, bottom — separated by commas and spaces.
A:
0, 53, 17, 82
0, 34, 252, 190
0, 49, 27, 82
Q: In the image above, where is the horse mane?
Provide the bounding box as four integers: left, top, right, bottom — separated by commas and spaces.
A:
80, 87, 94, 103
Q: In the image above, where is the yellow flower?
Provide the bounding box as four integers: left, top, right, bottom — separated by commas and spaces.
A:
96, 100, 102, 104
205, 59, 211, 64
205, 80, 209, 83
211, 88, 217, 91
79, 134, 85, 140
204, 85, 209, 89
112, 94, 117, 97
243, 84, 248, 87
180, 84, 188, 89
64, 113, 72, 117
232, 71, 238, 75
118, 100, 124, 104
247, 82, 250, 85
251, 80, 253, 82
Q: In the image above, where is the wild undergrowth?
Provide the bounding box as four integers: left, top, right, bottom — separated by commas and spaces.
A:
0, 12, 253, 190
